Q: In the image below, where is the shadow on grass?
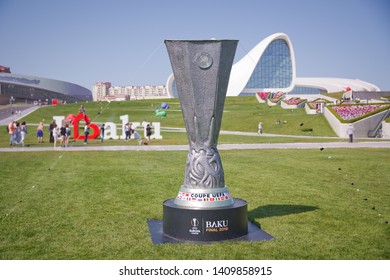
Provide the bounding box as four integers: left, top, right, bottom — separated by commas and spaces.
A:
248, 204, 319, 221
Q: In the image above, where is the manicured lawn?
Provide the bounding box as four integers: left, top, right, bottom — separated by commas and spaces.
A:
1, 97, 356, 148
2, 96, 337, 138
0, 149, 389, 259
1, 97, 389, 260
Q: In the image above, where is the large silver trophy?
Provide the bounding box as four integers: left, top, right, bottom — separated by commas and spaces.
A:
162, 39, 248, 242
148, 39, 273, 243
165, 39, 237, 209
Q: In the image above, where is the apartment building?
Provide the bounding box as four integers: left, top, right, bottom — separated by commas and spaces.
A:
92, 82, 168, 101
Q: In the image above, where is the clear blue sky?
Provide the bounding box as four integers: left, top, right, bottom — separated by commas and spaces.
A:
1, 0, 389, 91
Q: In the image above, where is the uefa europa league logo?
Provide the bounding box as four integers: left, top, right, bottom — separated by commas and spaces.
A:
165, 40, 238, 209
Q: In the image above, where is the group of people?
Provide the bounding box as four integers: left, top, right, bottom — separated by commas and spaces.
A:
8, 104, 155, 147
33, 120, 72, 147
124, 122, 134, 140
7, 120, 28, 146
49, 120, 72, 147
8, 118, 72, 148
8, 103, 159, 147
98, 122, 152, 145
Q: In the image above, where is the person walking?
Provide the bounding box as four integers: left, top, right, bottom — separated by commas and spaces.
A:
146, 124, 152, 143
100, 123, 105, 142
83, 124, 89, 144
347, 124, 355, 143
258, 122, 263, 135
65, 124, 71, 147
79, 105, 86, 115
53, 124, 59, 148
37, 122, 44, 143
49, 120, 56, 143
129, 122, 134, 138
14, 122, 21, 145
124, 123, 130, 140
8, 121, 16, 146
20, 121, 27, 146
59, 123, 66, 147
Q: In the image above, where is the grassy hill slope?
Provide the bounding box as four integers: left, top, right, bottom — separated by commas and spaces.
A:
14, 96, 336, 137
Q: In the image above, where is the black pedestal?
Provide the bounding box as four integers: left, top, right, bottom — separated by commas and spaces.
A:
147, 198, 274, 244
164, 198, 248, 242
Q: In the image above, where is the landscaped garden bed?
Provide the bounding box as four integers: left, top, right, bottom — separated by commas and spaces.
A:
329, 104, 390, 122
281, 98, 306, 109
256, 92, 269, 103
267, 92, 285, 106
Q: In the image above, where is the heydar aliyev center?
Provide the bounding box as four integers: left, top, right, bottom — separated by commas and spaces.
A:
166, 33, 380, 98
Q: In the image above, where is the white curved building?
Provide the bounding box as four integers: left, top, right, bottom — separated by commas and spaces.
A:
294, 77, 380, 93
166, 33, 380, 98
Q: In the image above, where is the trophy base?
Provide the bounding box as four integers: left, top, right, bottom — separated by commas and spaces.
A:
147, 198, 274, 244
163, 198, 247, 242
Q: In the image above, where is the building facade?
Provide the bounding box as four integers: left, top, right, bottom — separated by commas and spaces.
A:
0, 70, 92, 105
92, 82, 111, 101
166, 33, 380, 98
92, 83, 168, 101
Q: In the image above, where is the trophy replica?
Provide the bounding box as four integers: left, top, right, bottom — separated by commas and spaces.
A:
162, 39, 248, 242
147, 39, 273, 243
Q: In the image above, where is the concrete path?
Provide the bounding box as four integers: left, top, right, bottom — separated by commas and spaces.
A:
0, 105, 41, 126
1, 141, 389, 152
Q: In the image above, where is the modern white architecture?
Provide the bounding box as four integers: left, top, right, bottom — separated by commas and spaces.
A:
166, 33, 380, 98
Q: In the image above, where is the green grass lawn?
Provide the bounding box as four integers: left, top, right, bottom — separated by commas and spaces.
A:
0, 149, 389, 260
0, 96, 362, 148
1, 97, 389, 260
2, 96, 337, 136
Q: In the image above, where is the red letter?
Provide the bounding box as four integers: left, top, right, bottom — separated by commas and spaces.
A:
72, 113, 99, 140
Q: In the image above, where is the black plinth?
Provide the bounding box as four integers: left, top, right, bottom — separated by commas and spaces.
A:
162, 198, 252, 242
148, 198, 274, 244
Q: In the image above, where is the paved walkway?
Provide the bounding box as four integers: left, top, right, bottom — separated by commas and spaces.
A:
0, 105, 40, 126
1, 141, 390, 152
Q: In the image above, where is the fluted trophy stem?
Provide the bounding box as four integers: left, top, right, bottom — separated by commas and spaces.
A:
165, 39, 238, 208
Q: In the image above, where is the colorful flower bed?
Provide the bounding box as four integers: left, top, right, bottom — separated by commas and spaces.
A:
269, 92, 285, 103
257, 92, 269, 100
330, 104, 388, 120
283, 98, 306, 105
